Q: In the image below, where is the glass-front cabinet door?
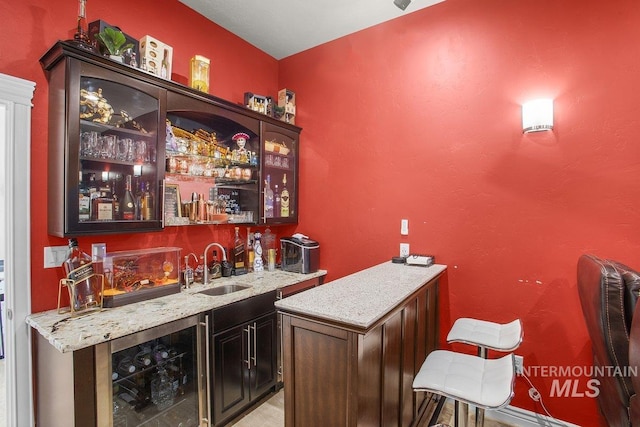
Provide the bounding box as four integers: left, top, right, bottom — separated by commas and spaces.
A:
164, 91, 261, 226
261, 122, 299, 225
44, 49, 166, 236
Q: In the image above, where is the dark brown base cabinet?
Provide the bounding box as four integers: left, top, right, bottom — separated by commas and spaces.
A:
211, 292, 278, 426
281, 279, 439, 427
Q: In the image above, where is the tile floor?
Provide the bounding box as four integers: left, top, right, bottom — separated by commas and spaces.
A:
230, 390, 516, 427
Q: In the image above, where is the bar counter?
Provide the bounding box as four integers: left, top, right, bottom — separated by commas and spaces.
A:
27, 269, 327, 353
276, 261, 446, 427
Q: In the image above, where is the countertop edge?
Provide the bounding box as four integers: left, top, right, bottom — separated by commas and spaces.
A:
276, 262, 446, 330
28, 269, 327, 353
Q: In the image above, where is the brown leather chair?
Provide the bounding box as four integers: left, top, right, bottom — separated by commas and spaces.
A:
630, 301, 640, 426
577, 254, 640, 426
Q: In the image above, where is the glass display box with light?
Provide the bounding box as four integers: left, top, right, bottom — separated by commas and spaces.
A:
101, 247, 181, 308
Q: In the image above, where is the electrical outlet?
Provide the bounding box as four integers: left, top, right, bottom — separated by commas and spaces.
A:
400, 243, 410, 258
514, 355, 524, 375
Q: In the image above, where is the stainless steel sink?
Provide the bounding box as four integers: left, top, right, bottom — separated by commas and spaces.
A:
198, 284, 251, 296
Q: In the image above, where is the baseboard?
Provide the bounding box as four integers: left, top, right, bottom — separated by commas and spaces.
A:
486, 404, 581, 427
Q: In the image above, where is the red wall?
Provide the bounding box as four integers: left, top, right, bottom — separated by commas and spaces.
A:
281, 0, 640, 425
2, 0, 639, 424
0, 0, 295, 311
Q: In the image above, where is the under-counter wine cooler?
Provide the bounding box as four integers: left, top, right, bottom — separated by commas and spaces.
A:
95, 314, 210, 426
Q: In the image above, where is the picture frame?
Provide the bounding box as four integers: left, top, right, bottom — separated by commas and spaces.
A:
164, 182, 182, 221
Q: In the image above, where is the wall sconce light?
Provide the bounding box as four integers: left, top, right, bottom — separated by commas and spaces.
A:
133, 164, 143, 177
394, 0, 411, 11
522, 98, 553, 133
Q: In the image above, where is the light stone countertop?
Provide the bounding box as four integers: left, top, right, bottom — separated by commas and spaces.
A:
26, 269, 327, 353
275, 261, 446, 330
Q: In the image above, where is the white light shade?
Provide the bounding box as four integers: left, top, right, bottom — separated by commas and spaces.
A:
522, 98, 553, 133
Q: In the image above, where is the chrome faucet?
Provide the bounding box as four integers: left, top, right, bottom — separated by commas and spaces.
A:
203, 243, 228, 284
183, 252, 199, 289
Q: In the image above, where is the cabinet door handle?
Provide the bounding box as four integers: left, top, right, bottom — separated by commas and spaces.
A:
250, 323, 257, 367
202, 315, 211, 426
244, 326, 251, 369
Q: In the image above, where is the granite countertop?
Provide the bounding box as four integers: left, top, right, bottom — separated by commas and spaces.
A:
275, 261, 446, 330
27, 269, 327, 353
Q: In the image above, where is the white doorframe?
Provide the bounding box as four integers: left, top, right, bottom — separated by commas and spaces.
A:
0, 72, 35, 426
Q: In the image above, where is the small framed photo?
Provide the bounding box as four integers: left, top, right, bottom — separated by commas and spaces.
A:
164, 182, 182, 221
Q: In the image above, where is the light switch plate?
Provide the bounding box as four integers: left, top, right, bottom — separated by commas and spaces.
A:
400, 219, 409, 235
44, 246, 68, 268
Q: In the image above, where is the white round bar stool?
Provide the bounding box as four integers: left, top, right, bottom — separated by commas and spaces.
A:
446, 318, 522, 426
413, 350, 516, 427
447, 318, 523, 358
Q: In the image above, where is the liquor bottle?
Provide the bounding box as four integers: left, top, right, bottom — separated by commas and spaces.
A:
111, 361, 120, 381
141, 181, 155, 220
274, 184, 281, 217
134, 347, 153, 369
116, 355, 136, 377
73, 0, 90, 46
86, 174, 99, 220
183, 255, 194, 288
246, 227, 254, 273
78, 174, 91, 222
151, 367, 174, 411
91, 191, 114, 221
152, 343, 169, 363
135, 179, 143, 220
63, 238, 99, 311
209, 250, 222, 279
121, 175, 136, 220
198, 193, 207, 222
160, 49, 169, 79
112, 178, 120, 220
232, 226, 247, 275
253, 232, 264, 272
264, 175, 274, 218
166, 361, 187, 396
281, 174, 290, 217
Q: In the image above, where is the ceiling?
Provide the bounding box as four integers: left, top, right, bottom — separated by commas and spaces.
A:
179, 0, 445, 60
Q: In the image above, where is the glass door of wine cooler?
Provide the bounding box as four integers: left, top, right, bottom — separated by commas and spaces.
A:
95, 315, 209, 426
261, 122, 299, 225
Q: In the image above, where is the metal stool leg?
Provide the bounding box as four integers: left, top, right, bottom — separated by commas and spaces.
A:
473, 346, 487, 426
455, 400, 469, 427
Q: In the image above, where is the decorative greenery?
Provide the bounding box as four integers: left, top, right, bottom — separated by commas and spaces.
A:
96, 27, 134, 57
